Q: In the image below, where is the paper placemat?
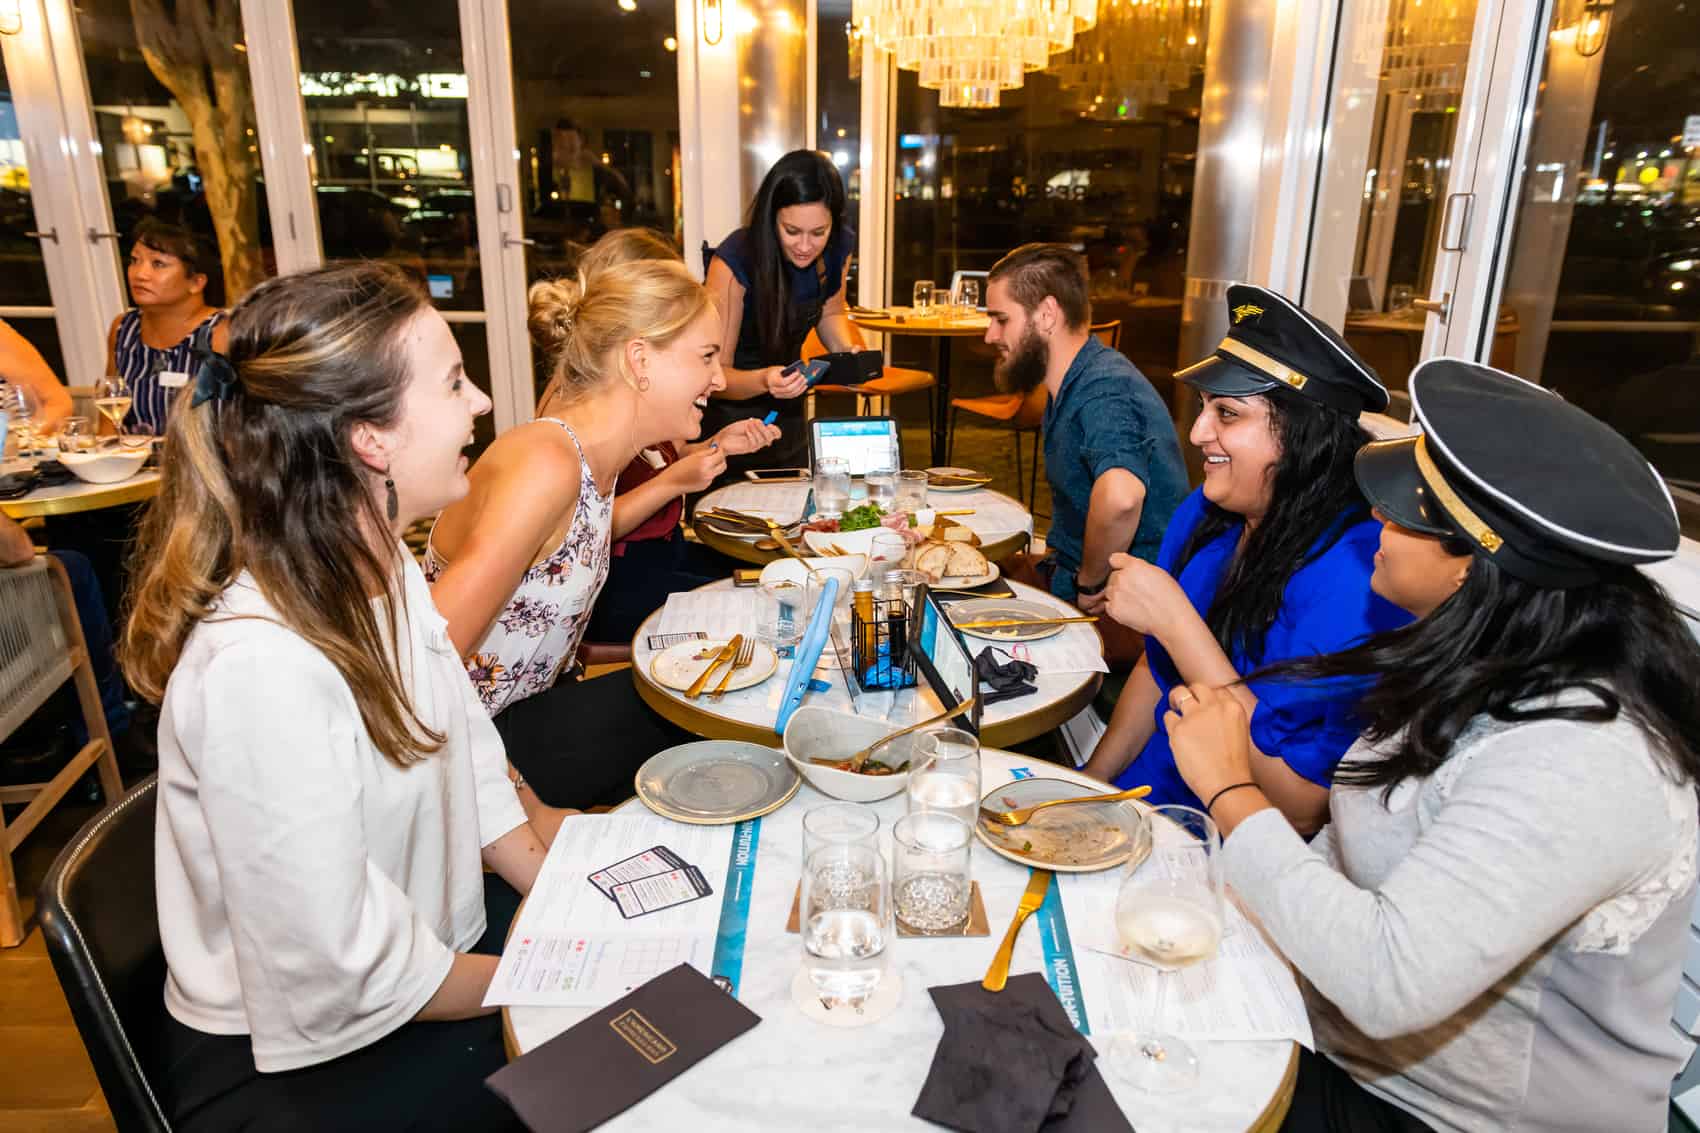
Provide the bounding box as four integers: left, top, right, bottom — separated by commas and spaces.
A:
976, 624, 1109, 676
655, 590, 759, 640
708, 482, 812, 523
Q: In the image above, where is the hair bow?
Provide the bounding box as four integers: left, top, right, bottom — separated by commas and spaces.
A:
190, 347, 239, 408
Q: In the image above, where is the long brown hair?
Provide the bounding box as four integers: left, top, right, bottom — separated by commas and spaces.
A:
121, 262, 443, 766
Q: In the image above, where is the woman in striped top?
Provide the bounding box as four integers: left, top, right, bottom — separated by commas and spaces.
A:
103, 219, 229, 435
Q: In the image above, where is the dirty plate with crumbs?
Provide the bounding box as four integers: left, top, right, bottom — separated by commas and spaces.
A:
975, 778, 1150, 873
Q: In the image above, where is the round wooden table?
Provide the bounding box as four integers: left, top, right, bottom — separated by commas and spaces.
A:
629, 577, 1100, 751
503, 748, 1299, 1132
0, 469, 160, 519
850, 307, 990, 467
691, 480, 1033, 567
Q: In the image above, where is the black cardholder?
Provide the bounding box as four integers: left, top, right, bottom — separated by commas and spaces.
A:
486, 963, 760, 1132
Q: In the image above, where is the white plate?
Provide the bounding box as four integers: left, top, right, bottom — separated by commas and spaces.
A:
945, 597, 1066, 641
758, 555, 868, 586
925, 466, 992, 493
802, 526, 904, 558
976, 778, 1150, 873
933, 561, 1000, 590
649, 638, 778, 693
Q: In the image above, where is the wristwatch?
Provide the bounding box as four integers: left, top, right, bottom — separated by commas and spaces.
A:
1073, 572, 1108, 597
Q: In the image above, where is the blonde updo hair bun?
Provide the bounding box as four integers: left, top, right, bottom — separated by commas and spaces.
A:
527, 276, 585, 358
534, 255, 713, 406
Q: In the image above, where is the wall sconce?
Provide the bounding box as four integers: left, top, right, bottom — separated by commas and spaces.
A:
701, 0, 723, 46
1574, 0, 1612, 58
0, 0, 23, 36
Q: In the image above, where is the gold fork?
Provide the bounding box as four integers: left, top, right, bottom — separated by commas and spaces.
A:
978, 784, 1151, 827
709, 636, 756, 700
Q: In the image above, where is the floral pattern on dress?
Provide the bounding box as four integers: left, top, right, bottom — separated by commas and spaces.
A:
423, 416, 613, 717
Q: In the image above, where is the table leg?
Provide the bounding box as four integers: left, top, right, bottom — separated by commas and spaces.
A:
932, 336, 952, 466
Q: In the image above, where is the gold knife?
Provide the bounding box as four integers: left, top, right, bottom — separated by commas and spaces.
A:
983, 869, 1053, 992
683, 639, 740, 699
953, 616, 1099, 630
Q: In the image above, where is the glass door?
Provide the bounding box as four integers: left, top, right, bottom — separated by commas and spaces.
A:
0, 53, 67, 375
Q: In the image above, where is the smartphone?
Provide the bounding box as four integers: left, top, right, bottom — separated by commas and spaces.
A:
782, 358, 833, 388
733, 568, 762, 586
744, 468, 811, 482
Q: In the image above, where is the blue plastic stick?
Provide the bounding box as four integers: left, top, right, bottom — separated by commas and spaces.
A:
773, 575, 839, 734
762, 410, 779, 426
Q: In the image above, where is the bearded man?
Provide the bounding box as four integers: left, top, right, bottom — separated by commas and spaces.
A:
985, 243, 1185, 667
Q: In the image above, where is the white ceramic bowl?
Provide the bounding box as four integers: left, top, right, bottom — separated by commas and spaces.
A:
58, 447, 149, 484
757, 554, 868, 588
782, 705, 930, 802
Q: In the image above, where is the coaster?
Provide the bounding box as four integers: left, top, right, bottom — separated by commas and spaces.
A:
785, 881, 990, 937
791, 966, 903, 1028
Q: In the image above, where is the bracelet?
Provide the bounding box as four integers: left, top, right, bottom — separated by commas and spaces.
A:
1074, 572, 1108, 597
1205, 781, 1258, 813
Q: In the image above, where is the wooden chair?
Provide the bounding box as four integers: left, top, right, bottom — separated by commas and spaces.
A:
0, 555, 124, 947
802, 331, 936, 460
945, 320, 1123, 509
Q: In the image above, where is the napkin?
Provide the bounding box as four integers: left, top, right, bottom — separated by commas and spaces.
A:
974, 647, 1038, 706
913, 976, 1133, 1133
486, 963, 760, 1132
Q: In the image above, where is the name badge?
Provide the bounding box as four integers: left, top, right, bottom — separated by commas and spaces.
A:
158, 371, 190, 389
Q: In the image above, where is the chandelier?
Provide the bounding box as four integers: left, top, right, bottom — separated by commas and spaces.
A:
852, 0, 1099, 109
1053, 0, 1207, 118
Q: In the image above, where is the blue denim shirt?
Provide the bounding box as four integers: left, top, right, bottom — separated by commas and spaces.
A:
1041, 337, 1188, 600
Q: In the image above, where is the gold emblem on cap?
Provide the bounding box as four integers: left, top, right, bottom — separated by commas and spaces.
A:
1412, 435, 1503, 553
1231, 303, 1264, 324
1217, 336, 1309, 391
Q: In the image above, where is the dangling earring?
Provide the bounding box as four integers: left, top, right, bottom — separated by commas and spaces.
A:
384, 467, 399, 524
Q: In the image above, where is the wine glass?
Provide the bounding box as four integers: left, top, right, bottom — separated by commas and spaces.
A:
867, 530, 907, 573
93, 376, 132, 448
1106, 805, 1224, 1093
912, 280, 935, 313
2, 381, 38, 460
950, 277, 980, 314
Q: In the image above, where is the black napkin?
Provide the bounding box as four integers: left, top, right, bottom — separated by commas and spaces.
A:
486, 963, 759, 1132
975, 647, 1039, 706
914, 975, 1134, 1133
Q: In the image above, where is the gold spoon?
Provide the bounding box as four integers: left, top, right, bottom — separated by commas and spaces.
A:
848, 697, 976, 771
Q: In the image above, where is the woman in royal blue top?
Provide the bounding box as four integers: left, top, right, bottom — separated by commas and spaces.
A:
703, 150, 864, 482
1083, 284, 1410, 834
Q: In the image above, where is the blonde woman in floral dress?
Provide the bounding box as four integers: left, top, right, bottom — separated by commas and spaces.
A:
427, 257, 723, 809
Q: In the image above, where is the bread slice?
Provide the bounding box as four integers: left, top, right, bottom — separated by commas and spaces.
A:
944, 543, 988, 578
914, 542, 954, 582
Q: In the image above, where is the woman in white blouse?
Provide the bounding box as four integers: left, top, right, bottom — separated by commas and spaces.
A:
121, 263, 559, 1130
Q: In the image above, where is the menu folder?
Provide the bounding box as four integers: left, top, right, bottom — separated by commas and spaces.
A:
486, 963, 760, 1132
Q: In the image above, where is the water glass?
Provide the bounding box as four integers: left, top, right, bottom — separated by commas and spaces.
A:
895, 469, 929, 512
57, 416, 93, 455
865, 466, 897, 510
3, 382, 38, 459
907, 727, 981, 829
802, 802, 881, 862
868, 530, 908, 573
1106, 805, 1224, 1094
892, 812, 973, 933
912, 280, 935, 312
950, 277, 980, 313
801, 841, 890, 1008
814, 455, 851, 518
757, 579, 805, 651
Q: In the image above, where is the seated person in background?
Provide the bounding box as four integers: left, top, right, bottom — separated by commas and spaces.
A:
566, 228, 780, 644
1084, 285, 1409, 834
104, 218, 229, 436
122, 263, 557, 1130
427, 257, 723, 809
0, 317, 72, 433
1165, 359, 1698, 1133
988, 243, 1188, 668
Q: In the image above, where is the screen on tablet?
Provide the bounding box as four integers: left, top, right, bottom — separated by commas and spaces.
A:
810, 417, 901, 477
916, 590, 978, 722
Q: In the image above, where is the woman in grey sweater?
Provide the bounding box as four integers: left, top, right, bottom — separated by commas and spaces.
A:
1134, 358, 1700, 1132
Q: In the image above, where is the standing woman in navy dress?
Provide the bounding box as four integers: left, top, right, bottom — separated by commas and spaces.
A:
103, 219, 230, 436
1084, 286, 1410, 835
702, 149, 865, 481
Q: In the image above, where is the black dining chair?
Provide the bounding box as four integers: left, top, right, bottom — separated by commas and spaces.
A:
38, 774, 172, 1132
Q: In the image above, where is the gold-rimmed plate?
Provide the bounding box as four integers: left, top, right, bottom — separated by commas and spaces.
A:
975, 778, 1150, 873
947, 597, 1069, 642
635, 741, 801, 825
649, 638, 778, 694
925, 466, 991, 492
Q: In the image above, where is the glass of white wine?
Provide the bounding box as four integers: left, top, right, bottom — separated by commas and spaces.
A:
1107, 804, 1224, 1093
93, 376, 133, 449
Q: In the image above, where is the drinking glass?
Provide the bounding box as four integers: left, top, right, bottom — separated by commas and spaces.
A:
907, 727, 980, 829
807, 566, 857, 668
892, 812, 972, 933
865, 465, 897, 510
94, 376, 132, 447
1388, 283, 1414, 312
802, 801, 881, 860
814, 455, 851, 518
800, 840, 890, 1008
895, 469, 929, 512
57, 416, 92, 455
3, 382, 38, 460
950, 277, 980, 313
1106, 805, 1224, 1093
867, 530, 908, 573
757, 579, 805, 652
912, 280, 935, 312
